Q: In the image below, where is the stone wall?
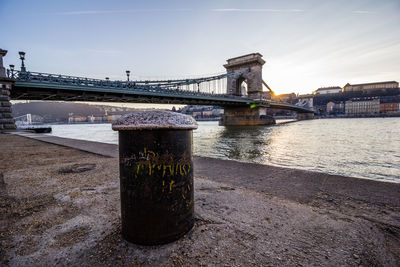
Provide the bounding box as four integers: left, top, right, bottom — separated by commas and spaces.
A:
296, 113, 314, 120
0, 79, 16, 131
220, 106, 275, 126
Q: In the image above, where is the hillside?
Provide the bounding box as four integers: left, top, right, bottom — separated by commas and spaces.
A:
11, 102, 140, 122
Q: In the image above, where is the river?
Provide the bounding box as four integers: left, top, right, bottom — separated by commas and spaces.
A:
47, 118, 400, 183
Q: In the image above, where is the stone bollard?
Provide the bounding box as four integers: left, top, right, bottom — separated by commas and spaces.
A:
112, 110, 198, 245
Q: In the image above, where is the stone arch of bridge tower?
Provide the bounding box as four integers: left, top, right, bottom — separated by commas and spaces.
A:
235, 75, 248, 96
224, 53, 266, 99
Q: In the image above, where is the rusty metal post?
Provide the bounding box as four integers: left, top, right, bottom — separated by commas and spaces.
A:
112, 110, 198, 245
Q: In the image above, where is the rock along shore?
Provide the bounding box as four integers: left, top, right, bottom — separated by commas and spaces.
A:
0, 133, 399, 266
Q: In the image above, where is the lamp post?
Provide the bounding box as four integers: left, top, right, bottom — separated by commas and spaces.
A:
9, 64, 14, 78
0, 49, 7, 78
126, 70, 130, 82
18, 51, 26, 72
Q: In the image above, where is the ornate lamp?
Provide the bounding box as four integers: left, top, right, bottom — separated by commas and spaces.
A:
18, 51, 26, 72
9, 64, 14, 78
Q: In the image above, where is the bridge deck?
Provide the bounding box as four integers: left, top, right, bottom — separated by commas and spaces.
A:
12, 81, 253, 106
10, 71, 313, 113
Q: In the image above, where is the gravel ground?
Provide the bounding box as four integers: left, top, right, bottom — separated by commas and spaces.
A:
0, 134, 399, 266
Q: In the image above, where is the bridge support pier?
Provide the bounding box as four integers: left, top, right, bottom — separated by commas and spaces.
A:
296, 113, 314, 120
0, 49, 16, 131
0, 79, 16, 131
220, 106, 275, 126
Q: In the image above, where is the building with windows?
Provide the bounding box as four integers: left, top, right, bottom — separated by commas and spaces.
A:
313, 86, 342, 95
326, 101, 345, 115
326, 102, 335, 113
343, 81, 398, 93
68, 115, 87, 123
380, 103, 400, 114
345, 97, 380, 116
296, 94, 314, 109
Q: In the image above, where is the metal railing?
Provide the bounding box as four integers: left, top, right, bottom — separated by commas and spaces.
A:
8, 69, 314, 112
8, 68, 251, 100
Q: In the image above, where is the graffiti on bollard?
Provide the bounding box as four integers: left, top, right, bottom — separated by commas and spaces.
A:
112, 110, 198, 245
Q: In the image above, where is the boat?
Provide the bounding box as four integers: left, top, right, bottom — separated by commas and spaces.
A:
17, 125, 52, 133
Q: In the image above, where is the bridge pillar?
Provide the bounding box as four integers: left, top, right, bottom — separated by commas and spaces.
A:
296, 112, 314, 120
221, 53, 275, 126
220, 106, 275, 126
0, 49, 16, 131
224, 53, 266, 99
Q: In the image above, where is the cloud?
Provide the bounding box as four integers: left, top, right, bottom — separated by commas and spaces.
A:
352, 10, 375, 14
211, 8, 304, 12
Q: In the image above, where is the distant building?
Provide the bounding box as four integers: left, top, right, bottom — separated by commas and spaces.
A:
345, 97, 380, 116
212, 108, 224, 116
202, 110, 213, 117
277, 93, 297, 104
334, 102, 345, 114
181, 105, 224, 120
380, 103, 400, 114
326, 102, 335, 113
343, 81, 399, 93
296, 94, 314, 109
379, 95, 400, 114
68, 115, 87, 123
107, 114, 122, 122
88, 115, 104, 122
192, 111, 202, 118
326, 101, 345, 115
313, 86, 342, 95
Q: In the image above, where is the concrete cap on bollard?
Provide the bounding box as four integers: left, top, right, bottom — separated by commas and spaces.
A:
111, 110, 198, 131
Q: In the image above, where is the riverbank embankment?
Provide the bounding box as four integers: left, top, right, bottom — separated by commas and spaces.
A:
1, 133, 399, 266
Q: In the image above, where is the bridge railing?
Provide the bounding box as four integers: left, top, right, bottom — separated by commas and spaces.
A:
8, 68, 252, 100
10, 70, 231, 86
8, 69, 314, 111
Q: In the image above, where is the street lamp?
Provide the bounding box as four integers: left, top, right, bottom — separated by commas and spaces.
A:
9, 64, 14, 78
18, 51, 26, 72
126, 70, 130, 81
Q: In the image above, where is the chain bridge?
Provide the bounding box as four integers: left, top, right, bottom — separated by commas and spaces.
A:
0, 50, 313, 129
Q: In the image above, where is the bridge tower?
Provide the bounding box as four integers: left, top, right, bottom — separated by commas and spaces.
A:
221, 53, 275, 126
0, 49, 16, 131
224, 53, 266, 99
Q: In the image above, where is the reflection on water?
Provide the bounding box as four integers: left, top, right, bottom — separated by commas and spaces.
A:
193, 119, 400, 183
208, 126, 273, 160
49, 118, 400, 183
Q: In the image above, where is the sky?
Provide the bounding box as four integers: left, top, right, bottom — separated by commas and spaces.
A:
1, 0, 400, 96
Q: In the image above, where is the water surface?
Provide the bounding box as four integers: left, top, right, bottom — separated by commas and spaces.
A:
48, 118, 400, 183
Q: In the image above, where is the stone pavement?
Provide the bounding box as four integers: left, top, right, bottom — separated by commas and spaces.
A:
1, 132, 398, 266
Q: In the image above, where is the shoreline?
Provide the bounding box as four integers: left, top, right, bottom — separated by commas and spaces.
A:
1, 133, 399, 266
14, 130, 400, 184
14, 114, 400, 126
